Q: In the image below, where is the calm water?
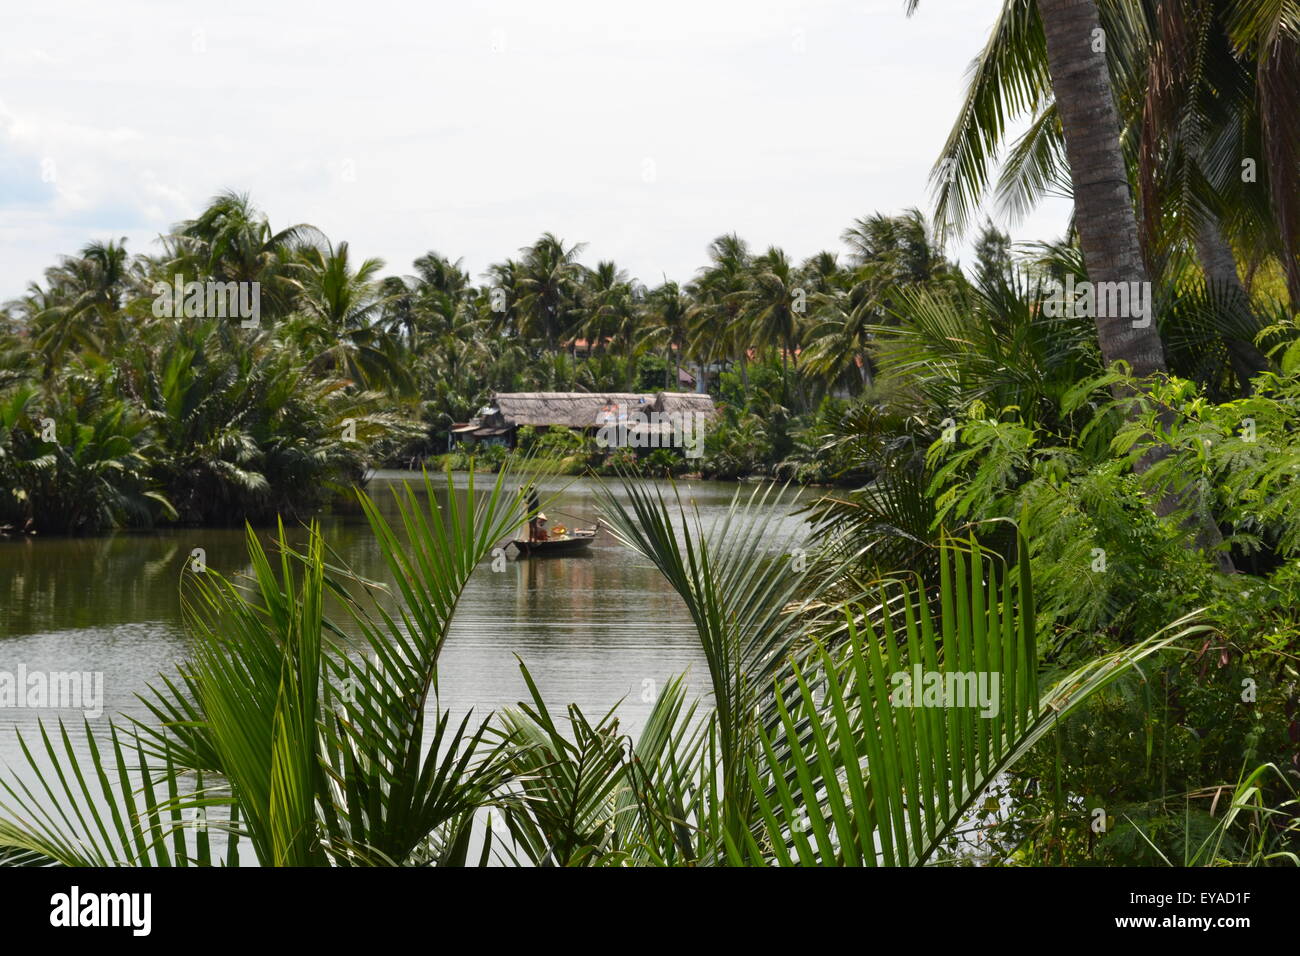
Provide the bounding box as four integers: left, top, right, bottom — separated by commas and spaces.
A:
0, 473, 809, 781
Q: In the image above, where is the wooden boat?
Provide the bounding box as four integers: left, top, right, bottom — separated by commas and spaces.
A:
510, 528, 597, 556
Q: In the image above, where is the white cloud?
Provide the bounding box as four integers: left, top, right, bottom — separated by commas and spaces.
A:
0, 0, 1071, 298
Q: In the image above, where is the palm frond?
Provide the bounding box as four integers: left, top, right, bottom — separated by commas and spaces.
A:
729, 536, 1208, 866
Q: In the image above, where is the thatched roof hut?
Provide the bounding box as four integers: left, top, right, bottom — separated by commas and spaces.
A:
460, 391, 717, 447
480, 391, 716, 432
486, 392, 652, 430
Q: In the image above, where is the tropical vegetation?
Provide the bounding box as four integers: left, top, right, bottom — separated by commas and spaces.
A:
0, 0, 1297, 867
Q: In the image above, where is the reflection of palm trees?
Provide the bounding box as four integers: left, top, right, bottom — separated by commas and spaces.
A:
0, 533, 187, 635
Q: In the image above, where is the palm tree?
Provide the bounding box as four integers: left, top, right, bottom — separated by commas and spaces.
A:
911, 0, 1166, 377
579, 260, 630, 357
482, 259, 522, 341
799, 250, 843, 294
22, 239, 144, 368
801, 212, 959, 395
292, 241, 412, 394
167, 191, 318, 320
515, 233, 587, 352
1222, 0, 1300, 305
691, 233, 753, 394
802, 271, 879, 392
413, 251, 473, 300
1140, 0, 1298, 308
63, 238, 136, 317
874, 272, 1103, 432
642, 280, 694, 389
378, 274, 418, 345
0, 372, 170, 533
737, 247, 803, 376
930, 0, 1280, 389
842, 208, 952, 283
427, 296, 489, 387
923, 0, 1299, 381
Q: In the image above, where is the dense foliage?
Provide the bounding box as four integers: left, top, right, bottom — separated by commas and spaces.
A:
1, 0, 1297, 867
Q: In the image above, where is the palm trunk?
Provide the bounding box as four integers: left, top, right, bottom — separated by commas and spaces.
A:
1039, 0, 1233, 571
1037, 0, 1166, 377
1192, 218, 1269, 394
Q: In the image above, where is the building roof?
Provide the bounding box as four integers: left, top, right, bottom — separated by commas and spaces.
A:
490, 392, 649, 428
487, 391, 716, 429
653, 391, 717, 416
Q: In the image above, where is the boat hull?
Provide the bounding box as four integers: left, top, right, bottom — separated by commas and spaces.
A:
512, 531, 597, 556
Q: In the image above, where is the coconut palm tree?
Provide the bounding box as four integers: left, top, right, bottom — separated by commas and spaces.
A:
642, 280, 694, 390
482, 259, 522, 341
924, 0, 1298, 383
291, 241, 413, 394
21, 239, 144, 370
738, 246, 804, 375
801, 212, 958, 395
579, 260, 632, 357
799, 250, 843, 295
1217, 0, 1300, 305
165, 191, 319, 321
691, 233, 754, 394
515, 233, 587, 352
413, 251, 473, 301
802, 271, 880, 392
910, 0, 1167, 377
842, 208, 953, 284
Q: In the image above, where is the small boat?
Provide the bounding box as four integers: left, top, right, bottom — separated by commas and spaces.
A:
510, 528, 598, 556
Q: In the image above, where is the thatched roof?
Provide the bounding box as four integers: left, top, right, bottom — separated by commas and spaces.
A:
653, 391, 718, 418
487, 391, 716, 429
489, 392, 649, 428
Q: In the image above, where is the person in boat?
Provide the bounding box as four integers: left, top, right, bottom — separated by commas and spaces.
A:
523, 484, 548, 542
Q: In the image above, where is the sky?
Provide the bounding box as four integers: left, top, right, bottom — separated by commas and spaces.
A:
0, 0, 1072, 300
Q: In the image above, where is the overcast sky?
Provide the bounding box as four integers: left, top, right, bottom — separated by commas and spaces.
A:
0, 0, 1071, 300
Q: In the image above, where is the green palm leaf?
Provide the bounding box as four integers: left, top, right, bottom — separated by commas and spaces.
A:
595, 478, 837, 844
729, 535, 1209, 866
0, 719, 220, 867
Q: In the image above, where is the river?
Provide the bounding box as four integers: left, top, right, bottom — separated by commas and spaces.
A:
0, 472, 811, 781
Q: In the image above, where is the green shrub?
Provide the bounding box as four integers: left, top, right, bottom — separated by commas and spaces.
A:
702, 414, 773, 480
597, 447, 640, 476
642, 447, 684, 477
533, 426, 587, 458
